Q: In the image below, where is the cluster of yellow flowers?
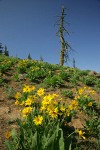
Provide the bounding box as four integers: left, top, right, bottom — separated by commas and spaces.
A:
30, 66, 40, 72
1, 60, 12, 65
76, 86, 95, 97
14, 85, 78, 126
75, 86, 95, 107
0, 60, 13, 71
15, 84, 36, 106
23, 84, 35, 93
17, 59, 29, 68
17, 59, 38, 68
22, 106, 33, 118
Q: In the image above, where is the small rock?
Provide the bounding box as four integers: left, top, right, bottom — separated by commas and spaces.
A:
96, 73, 100, 78
19, 74, 26, 80
89, 71, 97, 76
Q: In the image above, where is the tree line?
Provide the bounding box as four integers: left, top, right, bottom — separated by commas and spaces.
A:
0, 43, 9, 56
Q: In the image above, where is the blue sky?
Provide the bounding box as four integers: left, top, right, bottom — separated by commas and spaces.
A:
0, 0, 100, 72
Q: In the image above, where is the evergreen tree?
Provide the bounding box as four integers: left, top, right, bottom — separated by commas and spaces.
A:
28, 53, 32, 60
4, 45, 9, 56
40, 56, 44, 62
56, 6, 71, 66
0, 43, 3, 54
73, 58, 76, 68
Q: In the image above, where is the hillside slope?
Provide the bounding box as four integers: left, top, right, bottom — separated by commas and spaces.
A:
0, 55, 100, 150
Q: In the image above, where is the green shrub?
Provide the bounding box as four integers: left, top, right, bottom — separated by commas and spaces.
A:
59, 70, 71, 81
61, 90, 74, 98
82, 76, 96, 86
96, 79, 100, 88
27, 68, 48, 83
84, 117, 100, 138
43, 75, 64, 88
69, 74, 79, 85
78, 70, 90, 76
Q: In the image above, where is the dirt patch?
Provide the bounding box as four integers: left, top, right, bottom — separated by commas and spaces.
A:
0, 94, 21, 150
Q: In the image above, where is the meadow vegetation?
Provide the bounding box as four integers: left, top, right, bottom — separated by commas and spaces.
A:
0, 55, 100, 150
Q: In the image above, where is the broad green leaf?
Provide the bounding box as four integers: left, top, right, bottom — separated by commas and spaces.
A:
43, 131, 55, 149
59, 129, 65, 150
5, 141, 15, 150
31, 131, 38, 149
11, 128, 17, 138
69, 143, 72, 150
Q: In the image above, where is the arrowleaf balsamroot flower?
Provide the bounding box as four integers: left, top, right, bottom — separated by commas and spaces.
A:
15, 92, 21, 99
33, 115, 43, 125
70, 100, 78, 110
37, 88, 45, 96
88, 102, 92, 107
60, 105, 65, 112
25, 96, 33, 106
48, 107, 58, 119
15, 100, 19, 105
5, 131, 11, 139
77, 129, 86, 140
22, 107, 32, 117
42, 94, 53, 106
23, 85, 31, 93
31, 85, 35, 91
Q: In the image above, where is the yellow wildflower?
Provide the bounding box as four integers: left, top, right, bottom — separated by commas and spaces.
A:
33, 115, 43, 125
75, 95, 80, 100
15, 100, 19, 105
88, 102, 92, 107
68, 105, 73, 111
22, 107, 32, 117
51, 93, 58, 99
20, 101, 25, 106
70, 100, 78, 110
77, 129, 86, 140
37, 88, 45, 96
46, 104, 55, 112
15, 92, 21, 99
31, 85, 35, 91
90, 90, 95, 95
42, 94, 52, 105
25, 97, 33, 106
60, 105, 65, 112
52, 100, 57, 105
65, 109, 70, 117
58, 98, 62, 101
84, 95, 88, 98
83, 86, 86, 89
48, 107, 58, 119
78, 88, 84, 95
5, 131, 11, 139
40, 105, 46, 111
23, 85, 31, 93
